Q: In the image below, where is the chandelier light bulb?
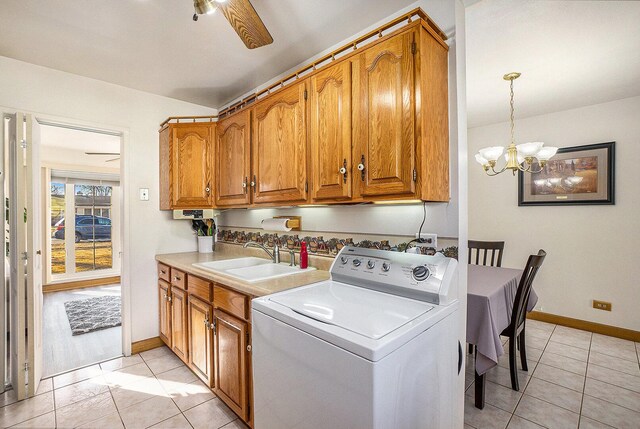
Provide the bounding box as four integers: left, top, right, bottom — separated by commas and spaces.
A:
475, 153, 489, 166
536, 146, 558, 161
478, 146, 504, 162
516, 142, 544, 158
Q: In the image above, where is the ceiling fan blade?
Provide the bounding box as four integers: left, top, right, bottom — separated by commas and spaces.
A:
219, 0, 273, 49
85, 152, 120, 156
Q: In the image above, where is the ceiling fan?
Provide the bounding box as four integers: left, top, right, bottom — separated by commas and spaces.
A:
192, 0, 273, 49
85, 152, 120, 163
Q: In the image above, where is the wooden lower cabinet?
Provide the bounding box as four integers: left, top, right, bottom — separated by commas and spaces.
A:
214, 310, 250, 421
171, 287, 188, 363
158, 263, 253, 426
158, 280, 172, 347
188, 295, 214, 386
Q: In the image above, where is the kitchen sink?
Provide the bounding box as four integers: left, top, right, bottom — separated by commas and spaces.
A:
193, 257, 272, 272
225, 263, 315, 282
193, 257, 315, 282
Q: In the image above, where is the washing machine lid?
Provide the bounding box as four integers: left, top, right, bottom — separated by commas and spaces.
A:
268, 281, 433, 339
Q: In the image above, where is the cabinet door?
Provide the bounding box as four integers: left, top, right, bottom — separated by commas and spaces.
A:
172, 124, 214, 208
188, 295, 214, 386
171, 287, 188, 363
310, 61, 352, 201
215, 111, 251, 207
352, 31, 416, 198
252, 81, 308, 204
214, 310, 249, 421
158, 281, 172, 348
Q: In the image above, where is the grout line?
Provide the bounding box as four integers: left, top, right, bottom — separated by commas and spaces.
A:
504, 323, 558, 428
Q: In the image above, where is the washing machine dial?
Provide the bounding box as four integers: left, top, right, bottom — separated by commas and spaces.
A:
381, 262, 391, 272
352, 259, 362, 267
412, 265, 430, 282
340, 256, 348, 265
366, 260, 375, 269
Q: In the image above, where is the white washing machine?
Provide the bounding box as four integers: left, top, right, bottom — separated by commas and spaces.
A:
252, 246, 461, 429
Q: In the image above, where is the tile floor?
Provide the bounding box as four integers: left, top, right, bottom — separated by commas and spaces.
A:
464, 319, 640, 429
0, 346, 248, 428
2, 320, 638, 428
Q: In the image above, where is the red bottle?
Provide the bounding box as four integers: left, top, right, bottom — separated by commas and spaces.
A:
300, 242, 308, 269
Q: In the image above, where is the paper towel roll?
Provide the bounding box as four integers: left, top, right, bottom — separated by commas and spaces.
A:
261, 218, 292, 232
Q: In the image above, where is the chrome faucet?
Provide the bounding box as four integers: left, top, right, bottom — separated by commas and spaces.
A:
288, 250, 296, 267
243, 241, 280, 264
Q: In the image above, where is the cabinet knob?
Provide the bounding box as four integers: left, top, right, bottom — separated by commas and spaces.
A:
339, 167, 346, 174
174, 276, 181, 281
247, 345, 252, 352
205, 182, 211, 195
242, 177, 248, 194
358, 155, 366, 181
160, 269, 166, 275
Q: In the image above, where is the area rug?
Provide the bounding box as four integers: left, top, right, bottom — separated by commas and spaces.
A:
63, 296, 121, 336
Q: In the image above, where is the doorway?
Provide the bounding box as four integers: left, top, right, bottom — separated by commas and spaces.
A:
39, 124, 123, 377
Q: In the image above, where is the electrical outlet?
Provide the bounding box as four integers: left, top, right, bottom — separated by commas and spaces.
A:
416, 233, 437, 249
139, 188, 149, 201
593, 300, 612, 311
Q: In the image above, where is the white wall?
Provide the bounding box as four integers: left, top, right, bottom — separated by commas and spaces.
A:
0, 55, 217, 342
469, 95, 640, 331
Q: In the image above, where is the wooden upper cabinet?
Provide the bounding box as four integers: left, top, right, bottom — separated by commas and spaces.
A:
352, 31, 417, 199
171, 286, 188, 363
251, 80, 308, 204
171, 123, 215, 208
214, 310, 249, 421
215, 111, 251, 207
158, 280, 172, 348
309, 61, 352, 202
188, 295, 214, 386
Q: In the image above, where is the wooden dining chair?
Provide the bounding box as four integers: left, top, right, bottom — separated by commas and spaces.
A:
468, 240, 505, 267
501, 249, 546, 391
467, 240, 506, 354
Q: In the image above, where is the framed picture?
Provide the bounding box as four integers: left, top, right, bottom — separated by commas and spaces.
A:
518, 142, 615, 206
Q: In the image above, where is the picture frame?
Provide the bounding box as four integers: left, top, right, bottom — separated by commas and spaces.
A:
518, 142, 615, 206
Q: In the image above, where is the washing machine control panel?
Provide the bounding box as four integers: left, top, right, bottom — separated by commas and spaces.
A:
330, 246, 457, 304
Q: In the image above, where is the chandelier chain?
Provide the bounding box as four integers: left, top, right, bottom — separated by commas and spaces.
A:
509, 78, 515, 146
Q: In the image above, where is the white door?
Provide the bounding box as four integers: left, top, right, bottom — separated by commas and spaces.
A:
6, 112, 42, 399
25, 115, 43, 396
8, 112, 27, 399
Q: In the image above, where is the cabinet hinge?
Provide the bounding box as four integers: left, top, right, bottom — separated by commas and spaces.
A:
413, 169, 417, 182
212, 319, 217, 334
411, 41, 417, 55
303, 89, 308, 100
24, 362, 29, 372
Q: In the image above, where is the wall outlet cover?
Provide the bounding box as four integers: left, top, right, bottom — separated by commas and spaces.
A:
139, 188, 149, 201
416, 233, 437, 249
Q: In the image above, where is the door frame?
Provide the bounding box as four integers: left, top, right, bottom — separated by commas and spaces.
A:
0, 106, 134, 364
35, 114, 133, 357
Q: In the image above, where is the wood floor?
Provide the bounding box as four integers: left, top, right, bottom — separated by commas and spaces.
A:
42, 284, 122, 377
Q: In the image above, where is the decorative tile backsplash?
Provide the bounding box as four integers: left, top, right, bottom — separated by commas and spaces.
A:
217, 229, 458, 259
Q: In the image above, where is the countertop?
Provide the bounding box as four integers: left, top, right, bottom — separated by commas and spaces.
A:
155, 247, 330, 297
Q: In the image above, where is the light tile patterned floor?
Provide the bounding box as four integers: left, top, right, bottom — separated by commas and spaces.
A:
0, 346, 248, 428
464, 320, 640, 429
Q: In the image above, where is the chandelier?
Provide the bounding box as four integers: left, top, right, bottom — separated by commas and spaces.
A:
475, 72, 558, 176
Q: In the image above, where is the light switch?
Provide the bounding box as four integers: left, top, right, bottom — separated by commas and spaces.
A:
139, 188, 149, 201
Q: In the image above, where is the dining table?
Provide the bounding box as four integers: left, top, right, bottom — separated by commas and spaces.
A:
467, 264, 538, 409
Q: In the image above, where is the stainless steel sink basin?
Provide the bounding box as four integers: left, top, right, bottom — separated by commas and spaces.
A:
193, 257, 315, 282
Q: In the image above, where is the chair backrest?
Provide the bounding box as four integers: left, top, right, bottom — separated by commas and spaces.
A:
510, 250, 546, 331
468, 240, 505, 267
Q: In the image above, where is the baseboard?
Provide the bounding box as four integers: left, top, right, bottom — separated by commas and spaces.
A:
44, 276, 121, 293
131, 337, 165, 355
528, 311, 640, 342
